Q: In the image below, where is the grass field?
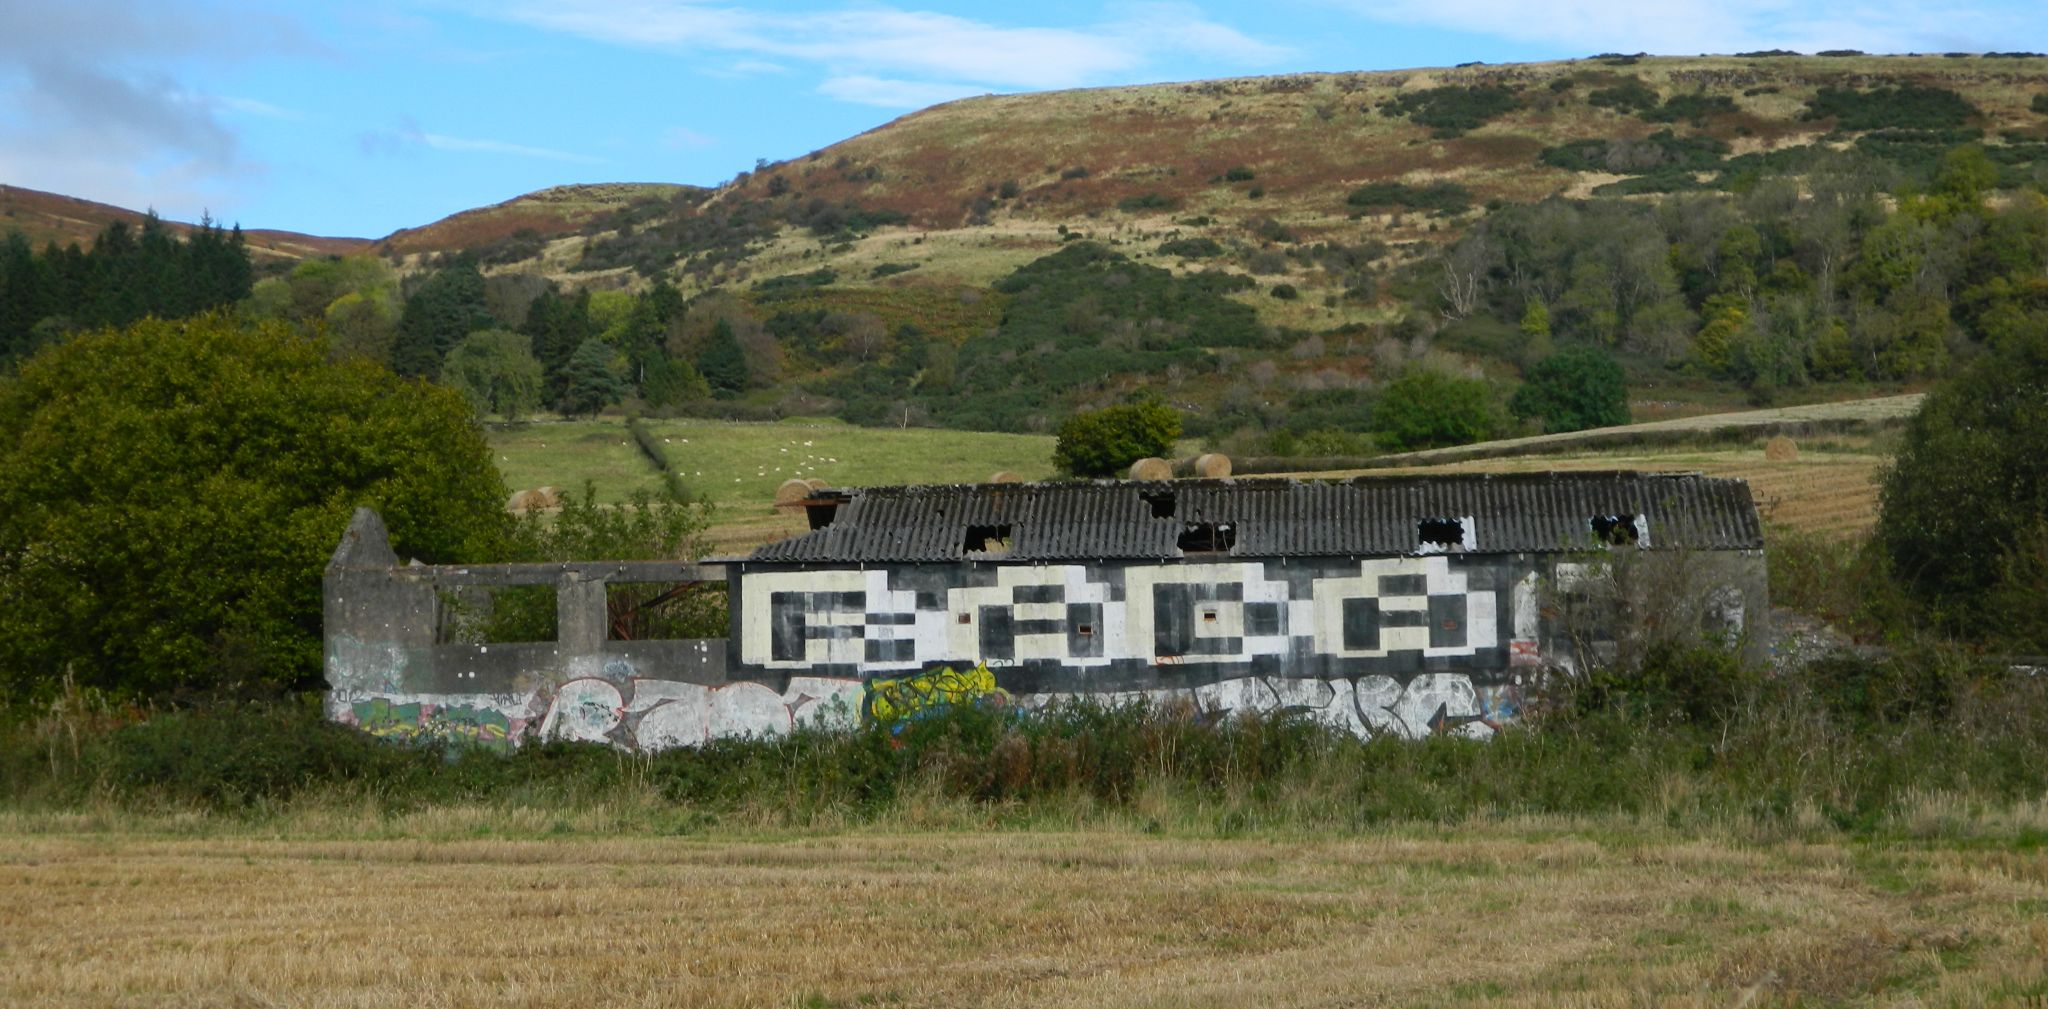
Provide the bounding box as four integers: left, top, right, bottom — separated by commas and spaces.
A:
489, 417, 1068, 553
5, 816, 2046, 1008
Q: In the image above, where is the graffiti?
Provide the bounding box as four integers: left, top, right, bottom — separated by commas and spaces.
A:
350, 697, 518, 752
863, 664, 1005, 727
534, 676, 865, 750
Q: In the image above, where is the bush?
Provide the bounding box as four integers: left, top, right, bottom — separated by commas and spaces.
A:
1803, 84, 1979, 131
1510, 345, 1630, 433
1116, 192, 1177, 213
1052, 400, 1182, 476
1877, 327, 2048, 639
1158, 237, 1224, 258
0, 314, 507, 699
1370, 368, 1505, 451
1346, 181, 1473, 213
1383, 85, 1521, 136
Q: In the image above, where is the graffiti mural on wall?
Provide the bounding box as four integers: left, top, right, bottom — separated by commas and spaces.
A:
862, 664, 1006, 727
348, 697, 521, 752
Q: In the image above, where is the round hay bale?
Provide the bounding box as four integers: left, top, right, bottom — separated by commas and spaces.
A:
774, 478, 814, 506
1764, 436, 1799, 461
533, 486, 562, 509
805, 478, 830, 492
987, 471, 1022, 484
1192, 453, 1233, 479
1128, 457, 1173, 481
506, 489, 537, 513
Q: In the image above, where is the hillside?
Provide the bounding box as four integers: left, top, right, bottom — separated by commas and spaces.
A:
0, 184, 369, 262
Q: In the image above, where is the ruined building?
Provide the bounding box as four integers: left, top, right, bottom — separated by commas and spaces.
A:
325, 472, 1766, 750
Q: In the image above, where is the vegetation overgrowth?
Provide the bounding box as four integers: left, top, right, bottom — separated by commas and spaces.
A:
4, 640, 2043, 841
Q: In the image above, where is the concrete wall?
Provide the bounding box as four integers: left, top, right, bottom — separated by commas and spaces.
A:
324, 508, 1767, 750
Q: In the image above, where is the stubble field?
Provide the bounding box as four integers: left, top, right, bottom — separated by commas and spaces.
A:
5, 818, 2046, 1008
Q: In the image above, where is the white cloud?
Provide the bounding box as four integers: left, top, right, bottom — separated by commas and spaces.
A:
1330, 0, 2017, 56
484, 1, 1290, 104
360, 120, 606, 164
661, 126, 718, 149
818, 75, 987, 108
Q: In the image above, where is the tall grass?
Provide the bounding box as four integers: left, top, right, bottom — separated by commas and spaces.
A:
5, 646, 2044, 839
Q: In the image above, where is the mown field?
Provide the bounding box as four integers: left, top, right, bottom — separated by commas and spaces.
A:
4, 816, 2045, 1008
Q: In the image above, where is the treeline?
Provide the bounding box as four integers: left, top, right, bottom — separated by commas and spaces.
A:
1414, 145, 2048, 400
0, 215, 253, 362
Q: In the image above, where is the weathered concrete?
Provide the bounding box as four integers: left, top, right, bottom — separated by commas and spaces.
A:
324, 504, 1768, 751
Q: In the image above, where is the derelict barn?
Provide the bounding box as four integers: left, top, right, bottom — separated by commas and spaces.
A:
324, 472, 1766, 750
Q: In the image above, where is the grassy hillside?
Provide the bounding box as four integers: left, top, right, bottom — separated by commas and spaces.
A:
0, 184, 369, 262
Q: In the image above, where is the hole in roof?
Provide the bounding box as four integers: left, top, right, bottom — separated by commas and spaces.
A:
1177, 522, 1235, 554
1591, 515, 1641, 546
963, 524, 1012, 555
1140, 490, 1177, 519
1417, 518, 1465, 552
804, 503, 838, 531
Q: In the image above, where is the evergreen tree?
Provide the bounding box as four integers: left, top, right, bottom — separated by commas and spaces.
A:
556, 339, 625, 416
392, 261, 491, 377
697, 317, 750, 396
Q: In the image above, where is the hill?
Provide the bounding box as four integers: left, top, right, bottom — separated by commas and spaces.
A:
0, 184, 369, 262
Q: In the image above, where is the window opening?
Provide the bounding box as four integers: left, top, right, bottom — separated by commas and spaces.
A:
957, 612, 973, 625
1076, 623, 1095, 636
1201, 609, 1219, 623
1590, 515, 1641, 547
1177, 522, 1236, 553
605, 582, 725, 641
963, 524, 1012, 555
1417, 517, 1466, 552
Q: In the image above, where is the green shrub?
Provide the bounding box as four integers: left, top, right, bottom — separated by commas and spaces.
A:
1370, 368, 1505, 451
1116, 192, 1177, 213
1158, 237, 1224, 258
1346, 181, 1473, 213
1510, 345, 1629, 433
1803, 84, 1979, 131
1646, 93, 1738, 123
1052, 400, 1182, 476
1586, 78, 1658, 113
1383, 85, 1521, 136
1223, 166, 1256, 182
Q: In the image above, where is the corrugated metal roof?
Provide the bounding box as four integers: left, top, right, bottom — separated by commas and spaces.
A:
747, 472, 1763, 564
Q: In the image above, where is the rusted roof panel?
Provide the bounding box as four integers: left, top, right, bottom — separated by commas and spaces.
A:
747, 472, 1762, 564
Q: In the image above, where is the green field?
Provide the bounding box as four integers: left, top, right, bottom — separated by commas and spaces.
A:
490, 416, 1085, 551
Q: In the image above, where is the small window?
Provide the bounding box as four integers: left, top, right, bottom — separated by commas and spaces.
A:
957, 612, 973, 625
1417, 517, 1465, 552
1591, 515, 1641, 546
1201, 609, 1219, 623
1178, 522, 1236, 553
963, 524, 1012, 555
1076, 623, 1095, 636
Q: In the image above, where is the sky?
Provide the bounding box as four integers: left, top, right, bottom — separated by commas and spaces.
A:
2, 1, 2043, 239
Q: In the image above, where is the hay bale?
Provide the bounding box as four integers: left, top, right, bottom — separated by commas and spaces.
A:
1764, 436, 1799, 461
1192, 453, 1233, 479
805, 478, 830, 492
774, 478, 814, 506
506, 489, 537, 513
1128, 457, 1173, 481
987, 471, 1022, 484
533, 486, 561, 509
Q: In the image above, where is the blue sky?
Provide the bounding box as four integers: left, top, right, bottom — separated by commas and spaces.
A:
2, 1, 2041, 238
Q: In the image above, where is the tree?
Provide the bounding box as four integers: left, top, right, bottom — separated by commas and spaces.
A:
0, 313, 507, 698
556, 339, 625, 417
441, 329, 545, 419
1877, 326, 2048, 638
1371, 368, 1504, 451
1053, 400, 1182, 477
392, 262, 491, 377
697, 318, 750, 396
1511, 346, 1630, 433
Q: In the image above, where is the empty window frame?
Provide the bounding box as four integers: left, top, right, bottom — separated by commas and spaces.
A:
1590, 514, 1644, 547
962, 524, 1013, 555
1177, 521, 1236, 553
1416, 517, 1471, 553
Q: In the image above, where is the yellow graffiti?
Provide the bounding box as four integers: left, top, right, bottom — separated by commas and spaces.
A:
863, 664, 1004, 725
